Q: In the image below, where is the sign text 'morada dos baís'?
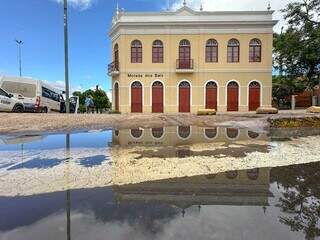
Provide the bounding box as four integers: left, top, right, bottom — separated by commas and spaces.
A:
128, 73, 164, 78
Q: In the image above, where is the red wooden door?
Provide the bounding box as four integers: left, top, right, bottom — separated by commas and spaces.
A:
179, 82, 190, 112
114, 82, 119, 111
249, 82, 260, 111
131, 82, 142, 113
179, 46, 191, 69
227, 82, 239, 111
152, 81, 163, 113
206, 82, 217, 110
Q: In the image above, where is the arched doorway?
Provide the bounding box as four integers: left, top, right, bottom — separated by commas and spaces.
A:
152, 81, 164, 113
205, 81, 218, 110
227, 81, 239, 111
179, 81, 191, 112
249, 81, 261, 111
226, 128, 239, 140
131, 81, 142, 113
152, 127, 164, 139
205, 128, 218, 139
114, 82, 119, 112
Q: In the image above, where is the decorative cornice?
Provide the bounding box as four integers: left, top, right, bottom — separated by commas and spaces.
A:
110, 24, 276, 41
119, 69, 272, 74
109, 7, 278, 38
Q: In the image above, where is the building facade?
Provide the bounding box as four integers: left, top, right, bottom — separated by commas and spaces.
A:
108, 3, 278, 113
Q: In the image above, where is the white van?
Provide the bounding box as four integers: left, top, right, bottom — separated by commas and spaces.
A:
0, 76, 61, 113
0, 87, 25, 112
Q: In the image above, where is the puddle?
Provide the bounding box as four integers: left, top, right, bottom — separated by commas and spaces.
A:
0, 126, 320, 239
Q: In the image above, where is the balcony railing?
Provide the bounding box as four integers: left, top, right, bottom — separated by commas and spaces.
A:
176, 59, 194, 72
108, 61, 120, 76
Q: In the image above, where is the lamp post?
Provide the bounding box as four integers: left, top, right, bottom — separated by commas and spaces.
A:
64, 0, 70, 113
15, 40, 23, 77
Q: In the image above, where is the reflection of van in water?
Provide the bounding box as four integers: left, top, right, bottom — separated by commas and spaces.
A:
0, 76, 61, 113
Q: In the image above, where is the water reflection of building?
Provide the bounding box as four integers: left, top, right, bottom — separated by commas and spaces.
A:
112, 126, 269, 147
114, 168, 272, 209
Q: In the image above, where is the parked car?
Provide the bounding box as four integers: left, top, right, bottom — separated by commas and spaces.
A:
0, 87, 24, 112
0, 76, 61, 113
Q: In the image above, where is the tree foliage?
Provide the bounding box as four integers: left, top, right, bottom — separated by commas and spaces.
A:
73, 87, 111, 113
273, 0, 320, 96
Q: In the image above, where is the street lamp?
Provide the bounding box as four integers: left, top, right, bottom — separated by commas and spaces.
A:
15, 39, 23, 77
64, 0, 70, 113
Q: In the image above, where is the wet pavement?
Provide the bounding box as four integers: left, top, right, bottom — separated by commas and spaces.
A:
0, 126, 320, 240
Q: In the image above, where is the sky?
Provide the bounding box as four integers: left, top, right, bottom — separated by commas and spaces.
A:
0, 0, 294, 97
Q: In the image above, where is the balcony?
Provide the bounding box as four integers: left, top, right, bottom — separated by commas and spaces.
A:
176, 59, 194, 73
108, 61, 120, 76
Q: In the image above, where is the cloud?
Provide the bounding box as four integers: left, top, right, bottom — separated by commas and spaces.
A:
42, 80, 83, 94
170, 0, 296, 32
53, 0, 95, 10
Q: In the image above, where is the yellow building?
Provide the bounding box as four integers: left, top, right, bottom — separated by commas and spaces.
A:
108, 2, 278, 113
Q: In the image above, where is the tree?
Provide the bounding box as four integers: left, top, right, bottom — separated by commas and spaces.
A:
92, 88, 111, 113
273, 0, 320, 92
72, 87, 111, 113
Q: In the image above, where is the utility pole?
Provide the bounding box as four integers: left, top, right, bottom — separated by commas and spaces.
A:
64, 0, 70, 113
15, 40, 23, 77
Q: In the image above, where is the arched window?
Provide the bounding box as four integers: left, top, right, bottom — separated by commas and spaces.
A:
114, 44, 119, 61
227, 39, 240, 63
131, 128, 143, 139
131, 40, 142, 63
178, 126, 191, 139
249, 39, 262, 62
178, 40, 191, 69
206, 39, 218, 62
179, 81, 191, 88
179, 39, 190, 47
152, 40, 163, 63
113, 44, 119, 71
